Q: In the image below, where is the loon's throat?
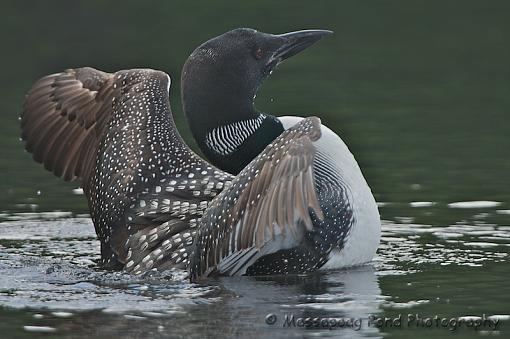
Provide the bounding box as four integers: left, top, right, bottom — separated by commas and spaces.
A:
205, 114, 267, 156
201, 113, 285, 174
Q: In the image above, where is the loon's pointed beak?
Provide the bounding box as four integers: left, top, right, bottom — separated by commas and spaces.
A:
268, 29, 333, 65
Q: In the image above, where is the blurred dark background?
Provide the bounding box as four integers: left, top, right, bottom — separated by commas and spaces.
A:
1, 0, 509, 220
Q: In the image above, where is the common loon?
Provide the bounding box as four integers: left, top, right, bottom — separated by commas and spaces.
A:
183, 29, 381, 273
20, 28, 380, 280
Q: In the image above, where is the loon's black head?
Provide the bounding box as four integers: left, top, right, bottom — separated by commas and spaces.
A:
182, 28, 332, 123
181, 28, 332, 174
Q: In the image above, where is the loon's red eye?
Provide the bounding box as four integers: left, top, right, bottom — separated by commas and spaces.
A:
254, 48, 263, 60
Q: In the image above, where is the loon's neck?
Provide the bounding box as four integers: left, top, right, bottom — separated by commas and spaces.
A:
188, 109, 285, 175
181, 68, 285, 174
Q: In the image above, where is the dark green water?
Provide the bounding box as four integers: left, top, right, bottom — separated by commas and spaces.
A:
0, 1, 509, 338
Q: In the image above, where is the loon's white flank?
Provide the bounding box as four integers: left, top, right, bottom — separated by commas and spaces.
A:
279, 116, 381, 268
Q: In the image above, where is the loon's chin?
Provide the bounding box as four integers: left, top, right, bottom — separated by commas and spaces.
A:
262, 60, 280, 78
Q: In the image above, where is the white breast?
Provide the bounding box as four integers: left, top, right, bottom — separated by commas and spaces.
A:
279, 116, 381, 268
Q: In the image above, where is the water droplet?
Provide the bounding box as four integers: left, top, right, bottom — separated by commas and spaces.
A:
72, 188, 84, 195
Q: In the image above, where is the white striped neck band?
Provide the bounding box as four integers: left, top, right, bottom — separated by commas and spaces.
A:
205, 114, 266, 156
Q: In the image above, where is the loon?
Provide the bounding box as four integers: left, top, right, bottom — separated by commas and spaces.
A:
19, 28, 380, 281
183, 28, 381, 274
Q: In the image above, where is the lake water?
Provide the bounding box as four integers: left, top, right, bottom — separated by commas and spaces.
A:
0, 1, 509, 338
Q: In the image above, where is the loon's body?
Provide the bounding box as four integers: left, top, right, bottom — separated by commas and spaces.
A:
20, 67, 329, 280
279, 116, 380, 268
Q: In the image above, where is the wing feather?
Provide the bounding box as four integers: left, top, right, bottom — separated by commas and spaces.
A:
21, 67, 115, 188
22, 68, 234, 274
191, 117, 325, 280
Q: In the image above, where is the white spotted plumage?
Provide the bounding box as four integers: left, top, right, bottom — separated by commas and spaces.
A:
22, 67, 370, 281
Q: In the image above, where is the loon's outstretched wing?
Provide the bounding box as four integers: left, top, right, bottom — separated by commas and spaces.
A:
21, 67, 116, 188
190, 117, 324, 280
21, 68, 232, 273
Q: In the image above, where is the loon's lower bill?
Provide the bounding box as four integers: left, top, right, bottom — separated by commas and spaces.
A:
21, 68, 339, 280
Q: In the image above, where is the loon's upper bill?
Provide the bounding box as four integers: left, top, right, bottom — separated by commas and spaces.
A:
20, 28, 380, 281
